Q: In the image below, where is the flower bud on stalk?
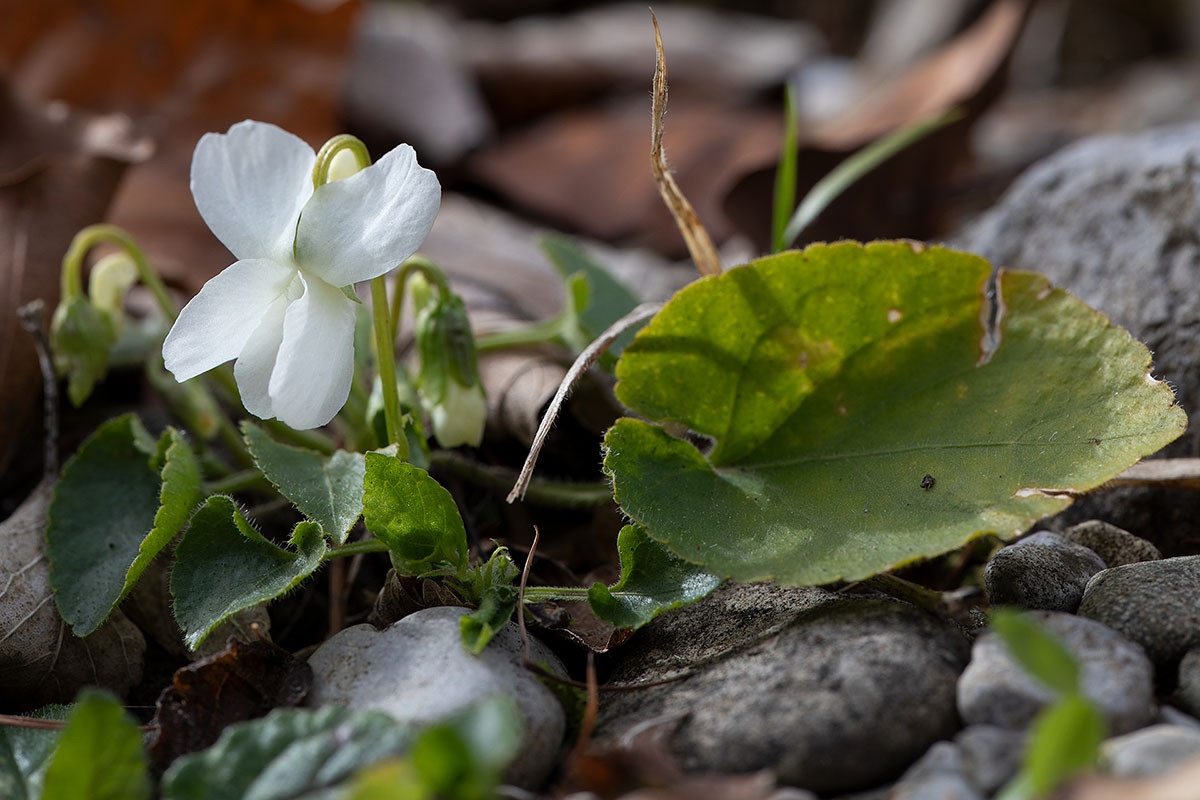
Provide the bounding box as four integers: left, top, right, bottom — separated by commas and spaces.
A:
414, 288, 486, 448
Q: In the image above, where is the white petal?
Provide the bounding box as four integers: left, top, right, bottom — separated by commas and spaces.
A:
267, 272, 356, 429
163, 259, 296, 382
295, 143, 441, 286
191, 120, 315, 263
233, 293, 290, 420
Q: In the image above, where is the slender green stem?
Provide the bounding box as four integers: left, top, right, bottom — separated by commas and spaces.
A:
781, 107, 963, 249
61, 224, 178, 321
205, 468, 270, 495
312, 135, 372, 188
429, 450, 613, 507
324, 539, 390, 561
521, 586, 591, 603
370, 276, 408, 457
388, 254, 454, 342
264, 419, 336, 455
863, 573, 948, 617
474, 316, 565, 353
771, 83, 799, 254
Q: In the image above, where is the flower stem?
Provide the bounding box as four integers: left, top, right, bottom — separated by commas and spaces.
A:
61, 224, 178, 321
429, 450, 612, 507
521, 586, 591, 602
324, 539, 390, 561
388, 254, 454, 342
205, 468, 269, 495
370, 276, 408, 458
474, 316, 565, 353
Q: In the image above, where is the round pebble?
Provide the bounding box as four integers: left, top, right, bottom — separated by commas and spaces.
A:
957, 611, 1154, 734
1102, 724, 1200, 778
984, 531, 1106, 612
1060, 520, 1161, 567
1077, 555, 1200, 665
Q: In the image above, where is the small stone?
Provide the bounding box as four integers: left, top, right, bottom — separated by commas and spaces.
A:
1175, 649, 1200, 718
1102, 724, 1200, 778
984, 532, 1106, 612
307, 606, 566, 788
1077, 556, 1200, 665
1159, 703, 1200, 731
1060, 521, 1162, 567
887, 742, 983, 800
957, 611, 1154, 735
954, 725, 1025, 795
597, 591, 969, 795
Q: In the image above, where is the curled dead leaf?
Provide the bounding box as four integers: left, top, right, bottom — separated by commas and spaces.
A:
0, 480, 146, 711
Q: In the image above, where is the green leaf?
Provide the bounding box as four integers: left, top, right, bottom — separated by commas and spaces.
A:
363, 454, 468, 576
605, 242, 1186, 586
990, 610, 1080, 696
171, 496, 326, 650
540, 233, 641, 365
410, 697, 521, 800
460, 549, 520, 654
243, 421, 366, 545
42, 689, 149, 800
587, 524, 723, 630
0, 705, 69, 800
1004, 695, 1104, 799
47, 415, 203, 635
50, 295, 116, 406
161, 707, 410, 800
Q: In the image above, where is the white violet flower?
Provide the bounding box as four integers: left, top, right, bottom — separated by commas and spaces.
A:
163, 120, 440, 429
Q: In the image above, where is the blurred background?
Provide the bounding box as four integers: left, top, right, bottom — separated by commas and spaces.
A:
4, 0, 1200, 506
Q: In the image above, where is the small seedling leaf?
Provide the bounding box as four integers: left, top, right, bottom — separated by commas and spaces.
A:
587, 524, 723, 630
42, 689, 149, 800
991, 610, 1080, 696
363, 454, 468, 576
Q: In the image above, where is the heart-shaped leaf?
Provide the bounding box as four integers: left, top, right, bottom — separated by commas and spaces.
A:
242, 421, 365, 545
604, 242, 1185, 585
47, 415, 203, 635
171, 497, 326, 649
363, 454, 468, 577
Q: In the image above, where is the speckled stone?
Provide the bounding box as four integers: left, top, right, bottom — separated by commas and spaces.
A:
1102, 724, 1200, 778
957, 611, 1154, 735
307, 606, 566, 788
886, 742, 982, 800
1175, 649, 1200, 718
1060, 520, 1161, 567
1077, 555, 1200, 665
984, 532, 1106, 612
597, 589, 969, 795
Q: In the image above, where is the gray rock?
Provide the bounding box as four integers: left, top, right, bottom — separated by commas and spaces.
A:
1159, 703, 1200, 731
307, 606, 566, 788
1060, 521, 1162, 568
984, 532, 1106, 612
957, 611, 1154, 734
1077, 556, 1200, 665
954, 725, 1026, 795
1175, 649, 1200, 718
887, 742, 982, 800
1102, 724, 1200, 778
597, 590, 969, 795
953, 122, 1200, 546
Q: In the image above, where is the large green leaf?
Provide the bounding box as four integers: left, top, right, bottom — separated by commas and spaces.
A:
243, 421, 366, 545
0, 706, 69, 800
42, 689, 149, 800
161, 707, 410, 800
605, 242, 1185, 585
363, 454, 468, 576
587, 525, 723, 630
47, 415, 203, 635
171, 496, 326, 649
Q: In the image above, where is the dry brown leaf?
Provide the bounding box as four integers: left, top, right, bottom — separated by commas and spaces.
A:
724, 0, 1031, 250
1104, 458, 1200, 491
0, 480, 146, 712
149, 638, 312, 773
0, 81, 150, 482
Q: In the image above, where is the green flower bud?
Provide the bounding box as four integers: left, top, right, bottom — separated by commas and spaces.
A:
414, 291, 486, 448
50, 295, 116, 406
88, 251, 139, 334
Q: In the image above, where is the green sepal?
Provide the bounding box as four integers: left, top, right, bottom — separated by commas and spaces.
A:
50, 295, 116, 406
